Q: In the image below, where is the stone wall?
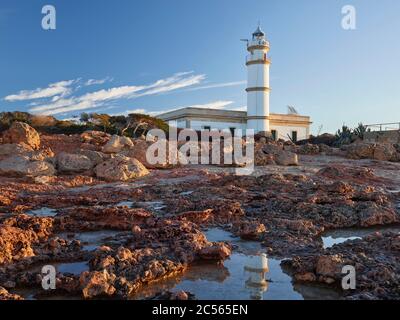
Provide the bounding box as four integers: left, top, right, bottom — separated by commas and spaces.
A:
364, 130, 400, 144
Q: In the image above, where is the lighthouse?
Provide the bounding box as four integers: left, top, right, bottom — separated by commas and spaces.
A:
158, 25, 312, 141
246, 25, 271, 134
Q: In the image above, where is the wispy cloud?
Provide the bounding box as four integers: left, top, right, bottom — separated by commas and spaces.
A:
112, 100, 235, 117
4, 80, 76, 102
23, 72, 205, 115
85, 77, 113, 86
5, 72, 243, 117
110, 108, 147, 116
152, 100, 235, 115
182, 100, 234, 110
185, 80, 246, 92
230, 106, 246, 111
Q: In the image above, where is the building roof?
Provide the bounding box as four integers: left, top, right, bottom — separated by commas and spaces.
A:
157, 107, 312, 126
158, 107, 247, 123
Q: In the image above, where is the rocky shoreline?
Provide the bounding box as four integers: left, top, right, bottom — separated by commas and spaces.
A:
0, 123, 399, 300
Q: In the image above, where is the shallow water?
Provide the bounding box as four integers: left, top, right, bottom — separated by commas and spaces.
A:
56, 261, 89, 275
179, 191, 194, 196
322, 235, 362, 249
11, 286, 83, 300
322, 225, 400, 249
136, 201, 167, 215
132, 253, 304, 300
131, 228, 340, 300
204, 228, 263, 255
115, 201, 134, 207
27, 207, 58, 217
11, 280, 85, 300
57, 230, 123, 251
68, 181, 148, 193
10, 261, 89, 300
25, 261, 90, 276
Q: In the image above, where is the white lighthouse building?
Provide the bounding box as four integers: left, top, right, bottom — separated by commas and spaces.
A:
246, 26, 271, 134
158, 25, 312, 142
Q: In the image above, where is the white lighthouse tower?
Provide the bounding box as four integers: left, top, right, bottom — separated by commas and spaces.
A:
246, 25, 271, 134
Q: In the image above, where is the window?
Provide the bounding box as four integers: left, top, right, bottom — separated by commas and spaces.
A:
271, 130, 277, 141
291, 131, 298, 143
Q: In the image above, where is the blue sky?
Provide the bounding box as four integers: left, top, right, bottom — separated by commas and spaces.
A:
1, 0, 400, 133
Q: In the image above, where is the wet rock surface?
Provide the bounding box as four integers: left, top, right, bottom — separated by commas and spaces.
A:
284, 232, 400, 299
0, 133, 399, 300
0, 286, 23, 300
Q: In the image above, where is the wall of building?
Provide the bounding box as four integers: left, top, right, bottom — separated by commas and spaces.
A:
168, 119, 246, 136
167, 116, 311, 141
270, 124, 309, 141
190, 120, 246, 136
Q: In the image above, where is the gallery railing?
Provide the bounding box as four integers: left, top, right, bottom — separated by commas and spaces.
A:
365, 122, 400, 132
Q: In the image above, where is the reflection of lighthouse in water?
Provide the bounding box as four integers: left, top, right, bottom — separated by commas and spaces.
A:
244, 253, 269, 300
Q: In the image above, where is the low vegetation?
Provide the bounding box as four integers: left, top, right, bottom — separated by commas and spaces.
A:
334, 123, 370, 146
0, 111, 169, 138
297, 123, 370, 147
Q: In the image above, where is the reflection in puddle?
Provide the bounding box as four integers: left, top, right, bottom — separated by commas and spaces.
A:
244, 254, 270, 300
131, 228, 338, 300
26, 261, 89, 276
27, 207, 58, 217
292, 283, 341, 300
56, 261, 89, 275
132, 253, 302, 300
322, 225, 400, 249
136, 201, 166, 215
322, 236, 361, 249
57, 230, 122, 251
204, 228, 263, 255
180, 191, 194, 196
11, 288, 36, 300
11, 262, 89, 300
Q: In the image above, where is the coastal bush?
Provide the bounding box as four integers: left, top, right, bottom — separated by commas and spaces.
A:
297, 123, 370, 147
0, 111, 169, 138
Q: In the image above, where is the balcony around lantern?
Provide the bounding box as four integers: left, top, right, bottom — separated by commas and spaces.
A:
246, 54, 271, 65
247, 39, 270, 51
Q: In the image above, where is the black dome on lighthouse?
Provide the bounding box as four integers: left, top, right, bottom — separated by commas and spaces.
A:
252, 26, 265, 37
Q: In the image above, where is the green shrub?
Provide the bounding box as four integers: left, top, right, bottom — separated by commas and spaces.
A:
0, 110, 168, 138
353, 123, 370, 139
